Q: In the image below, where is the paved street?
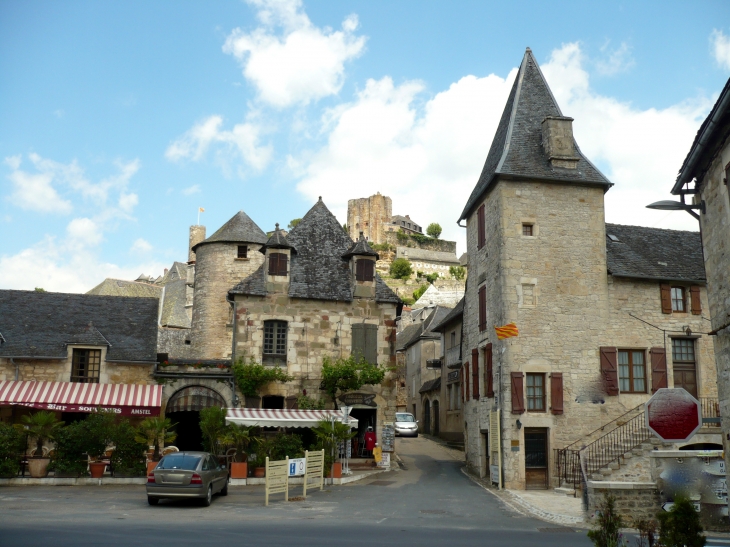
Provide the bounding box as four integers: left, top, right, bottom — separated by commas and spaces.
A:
0, 437, 591, 547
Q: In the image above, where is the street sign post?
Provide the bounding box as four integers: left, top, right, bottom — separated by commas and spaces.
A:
645, 388, 702, 442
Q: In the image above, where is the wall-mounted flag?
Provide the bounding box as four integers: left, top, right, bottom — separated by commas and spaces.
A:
495, 322, 519, 340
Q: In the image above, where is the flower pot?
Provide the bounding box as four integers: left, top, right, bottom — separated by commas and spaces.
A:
89, 461, 106, 479
230, 462, 247, 479
27, 457, 50, 478
147, 461, 159, 475
330, 462, 342, 479
253, 466, 265, 478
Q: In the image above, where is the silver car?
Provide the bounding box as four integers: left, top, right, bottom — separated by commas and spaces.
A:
146, 452, 228, 506
395, 412, 419, 437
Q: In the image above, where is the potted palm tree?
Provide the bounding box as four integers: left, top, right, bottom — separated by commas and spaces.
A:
312, 418, 356, 479
135, 417, 177, 474
80, 411, 116, 478
221, 425, 257, 479
17, 411, 63, 478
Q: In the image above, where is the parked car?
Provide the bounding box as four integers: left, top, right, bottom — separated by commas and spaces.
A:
394, 412, 419, 437
146, 451, 228, 506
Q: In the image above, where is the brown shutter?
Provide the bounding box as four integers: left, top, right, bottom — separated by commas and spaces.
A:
278, 254, 288, 275
510, 372, 524, 414
690, 285, 701, 315
650, 347, 668, 392
268, 253, 278, 275
364, 260, 374, 282
464, 363, 470, 401
660, 284, 672, 314
461, 365, 465, 404
355, 259, 364, 281
478, 286, 487, 332
485, 343, 494, 398
600, 347, 619, 396
477, 204, 486, 249
550, 373, 564, 415
472, 348, 479, 400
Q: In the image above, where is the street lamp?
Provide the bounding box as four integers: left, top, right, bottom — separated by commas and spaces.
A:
646, 199, 706, 221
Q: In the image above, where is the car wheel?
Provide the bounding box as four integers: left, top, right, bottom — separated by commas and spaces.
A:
147, 496, 159, 506
414, 433, 419, 438
220, 481, 228, 496
201, 485, 213, 507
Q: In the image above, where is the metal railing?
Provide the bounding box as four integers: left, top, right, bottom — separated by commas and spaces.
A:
700, 397, 721, 427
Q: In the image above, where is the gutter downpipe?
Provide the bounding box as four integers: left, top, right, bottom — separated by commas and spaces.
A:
226, 293, 239, 407
11, 358, 18, 381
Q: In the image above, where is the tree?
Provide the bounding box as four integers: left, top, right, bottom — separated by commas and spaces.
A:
321, 355, 385, 408
413, 284, 428, 302
288, 218, 301, 230
425, 272, 439, 284
199, 406, 228, 454
17, 410, 63, 456
449, 266, 465, 280
135, 417, 177, 461
426, 223, 442, 239
389, 258, 412, 279
232, 357, 292, 398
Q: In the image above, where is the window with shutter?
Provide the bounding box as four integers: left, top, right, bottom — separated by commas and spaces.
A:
599, 347, 619, 396
510, 372, 524, 414
485, 343, 494, 398
690, 285, 701, 314
269, 253, 288, 276
550, 373, 563, 414
472, 348, 479, 400
478, 286, 487, 332
356, 260, 374, 282
659, 284, 672, 314
477, 204, 486, 249
650, 347, 667, 392
352, 323, 378, 364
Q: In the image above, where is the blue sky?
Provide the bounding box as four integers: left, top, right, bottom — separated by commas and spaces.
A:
1, 0, 729, 292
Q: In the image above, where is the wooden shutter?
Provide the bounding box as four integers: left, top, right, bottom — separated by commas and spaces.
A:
278, 254, 288, 275
650, 347, 668, 392
364, 323, 378, 364
599, 347, 619, 396
510, 372, 524, 414
660, 284, 672, 314
477, 204, 486, 250
472, 348, 479, 400
356, 259, 364, 281
485, 343, 494, 398
550, 373, 563, 415
363, 260, 374, 282
478, 286, 487, 332
464, 363, 470, 401
690, 285, 701, 315
351, 324, 365, 361
461, 366, 465, 404
268, 253, 278, 275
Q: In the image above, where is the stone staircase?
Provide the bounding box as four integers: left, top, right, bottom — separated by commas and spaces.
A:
588, 436, 673, 483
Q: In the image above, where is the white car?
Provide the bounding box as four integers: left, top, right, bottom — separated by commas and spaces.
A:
394, 412, 419, 437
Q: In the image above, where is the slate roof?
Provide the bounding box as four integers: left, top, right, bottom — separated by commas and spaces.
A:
192, 210, 268, 251
605, 224, 705, 283
396, 306, 453, 351
66, 322, 111, 347
396, 323, 423, 352
87, 278, 162, 299
419, 377, 441, 393
342, 233, 379, 260
459, 48, 612, 222
430, 297, 464, 332
230, 199, 401, 304
0, 290, 159, 362
263, 224, 296, 251
159, 277, 191, 328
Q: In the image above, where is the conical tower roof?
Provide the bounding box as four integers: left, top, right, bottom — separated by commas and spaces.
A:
459, 48, 612, 221
342, 232, 379, 260
262, 223, 296, 252
192, 210, 267, 251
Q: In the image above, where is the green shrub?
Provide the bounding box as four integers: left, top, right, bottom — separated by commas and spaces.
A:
110, 419, 147, 476
52, 422, 88, 476
0, 423, 25, 477
321, 355, 385, 407
413, 284, 428, 301
587, 493, 625, 547
425, 273, 439, 284
297, 395, 326, 410
449, 265, 465, 280
401, 296, 415, 306
389, 258, 412, 279
79, 411, 116, 460
232, 357, 292, 398
657, 496, 705, 547
426, 223, 442, 239
199, 407, 228, 454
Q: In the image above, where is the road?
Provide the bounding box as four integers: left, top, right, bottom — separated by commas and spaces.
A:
0, 436, 592, 547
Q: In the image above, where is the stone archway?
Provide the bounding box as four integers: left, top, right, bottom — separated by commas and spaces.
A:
165, 385, 227, 451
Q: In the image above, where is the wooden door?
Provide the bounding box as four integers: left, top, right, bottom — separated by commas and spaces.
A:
524, 428, 548, 490
673, 367, 698, 398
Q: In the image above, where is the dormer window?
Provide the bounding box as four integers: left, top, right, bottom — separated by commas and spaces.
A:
237, 245, 248, 259
356, 260, 374, 282
268, 253, 288, 276
71, 349, 101, 384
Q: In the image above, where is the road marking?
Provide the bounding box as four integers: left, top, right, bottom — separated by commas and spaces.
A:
377, 518, 387, 524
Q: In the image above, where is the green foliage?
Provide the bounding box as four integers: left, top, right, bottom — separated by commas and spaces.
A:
51, 421, 89, 476
17, 410, 63, 455
288, 218, 301, 230
135, 417, 177, 461
400, 296, 415, 306
587, 494, 626, 547
232, 357, 292, 398
0, 422, 25, 477
255, 432, 304, 462
412, 284, 429, 301
199, 407, 228, 454
78, 411, 116, 459
409, 232, 430, 244
311, 418, 356, 464
389, 258, 413, 279
657, 496, 705, 547
370, 242, 394, 253
425, 273, 439, 284
321, 355, 385, 407
110, 419, 147, 476
416, 270, 425, 278
395, 230, 409, 243
34, 287, 46, 292
296, 394, 326, 410
449, 265, 465, 280
220, 425, 258, 462
426, 223, 442, 239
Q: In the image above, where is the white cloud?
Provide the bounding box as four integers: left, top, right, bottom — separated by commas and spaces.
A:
130, 238, 153, 254
595, 42, 634, 76
711, 29, 730, 70
223, 0, 366, 107
182, 184, 201, 195
165, 115, 272, 170
67, 217, 103, 247
6, 168, 72, 214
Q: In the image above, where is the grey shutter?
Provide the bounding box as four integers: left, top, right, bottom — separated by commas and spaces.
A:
351, 324, 365, 361
364, 324, 378, 364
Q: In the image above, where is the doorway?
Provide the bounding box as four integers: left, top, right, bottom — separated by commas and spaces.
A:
423, 399, 431, 435
350, 407, 376, 458
165, 385, 226, 452
524, 428, 548, 490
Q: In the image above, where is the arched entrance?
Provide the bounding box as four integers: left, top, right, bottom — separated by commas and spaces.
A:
165, 385, 226, 451
423, 399, 431, 435
432, 400, 440, 436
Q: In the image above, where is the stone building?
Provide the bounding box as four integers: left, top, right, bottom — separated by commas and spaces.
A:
347, 193, 392, 244
228, 198, 402, 442
670, 75, 730, 495
396, 247, 461, 278
457, 48, 719, 490
0, 290, 161, 423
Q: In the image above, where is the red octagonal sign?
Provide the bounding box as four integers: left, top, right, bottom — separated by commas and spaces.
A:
645, 388, 702, 442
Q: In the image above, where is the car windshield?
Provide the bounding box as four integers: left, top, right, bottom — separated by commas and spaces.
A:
396, 414, 415, 422
157, 454, 203, 470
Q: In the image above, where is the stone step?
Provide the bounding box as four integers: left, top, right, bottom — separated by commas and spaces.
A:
553, 487, 576, 496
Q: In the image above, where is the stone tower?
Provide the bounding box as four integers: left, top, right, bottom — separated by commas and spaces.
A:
189, 210, 268, 359
347, 192, 392, 244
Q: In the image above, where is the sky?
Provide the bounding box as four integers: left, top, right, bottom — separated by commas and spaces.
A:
1, 0, 729, 293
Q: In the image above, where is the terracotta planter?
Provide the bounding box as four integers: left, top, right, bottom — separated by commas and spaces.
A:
330, 462, 342, 479
27, 457, 50, 478
89, 461, 106, 479
147, 461, 159, 475
253, 466, 265, 478
230, 462, 248, 479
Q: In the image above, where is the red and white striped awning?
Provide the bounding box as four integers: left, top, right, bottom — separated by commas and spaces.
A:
225, 408, 358, 429
0, 380, 163, 417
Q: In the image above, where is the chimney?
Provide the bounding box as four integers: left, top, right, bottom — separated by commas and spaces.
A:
541, 116, 579, 169
188, 225, 206, 262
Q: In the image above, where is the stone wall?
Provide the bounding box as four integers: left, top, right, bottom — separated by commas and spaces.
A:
587, 481, 660, 526
384, 231, 457, 254
158, 327, 192, 359
347, 193, 392, 244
